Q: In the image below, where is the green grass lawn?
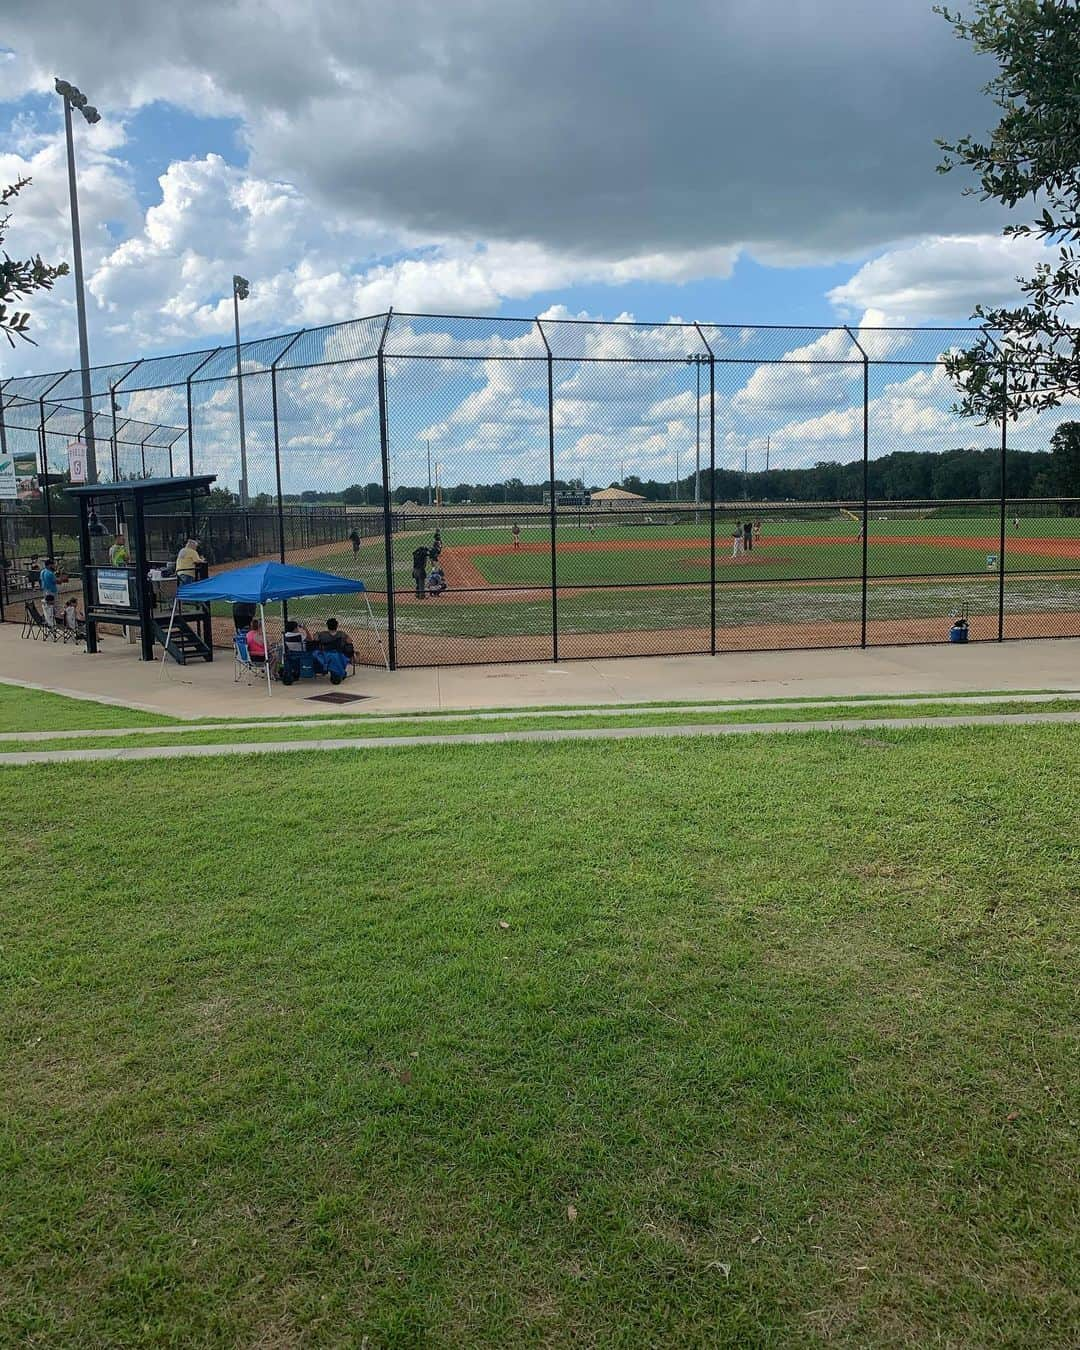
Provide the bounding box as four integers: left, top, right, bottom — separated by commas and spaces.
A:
0, 681, 183, 733
1, 726, 1077, 1346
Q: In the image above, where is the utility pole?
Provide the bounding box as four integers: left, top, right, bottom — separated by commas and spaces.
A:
55, 78, 101, 484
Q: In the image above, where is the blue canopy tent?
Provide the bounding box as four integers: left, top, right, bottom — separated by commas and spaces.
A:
161, 561, 387, 695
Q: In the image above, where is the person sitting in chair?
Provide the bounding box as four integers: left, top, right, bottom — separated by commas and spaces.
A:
427, 564, 447, 597
175, 538, 205, 584
63, 597, 84, 634
281, 619, 313, 654
245, 616, 268, 662
315, 616, 354, 661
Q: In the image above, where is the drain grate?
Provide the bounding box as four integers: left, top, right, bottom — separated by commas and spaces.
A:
305, 691, 370, 704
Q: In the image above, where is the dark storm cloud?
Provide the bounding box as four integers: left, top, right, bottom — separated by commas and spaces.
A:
4, 0, 998, 260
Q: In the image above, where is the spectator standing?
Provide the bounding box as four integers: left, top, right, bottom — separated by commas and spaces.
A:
232, 601, 257, 632
39, 558, 58, 597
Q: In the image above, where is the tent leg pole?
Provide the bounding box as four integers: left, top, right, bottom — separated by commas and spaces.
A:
260, 602, 271, 696
365, 592, 389, 671
160, 594, 179, 676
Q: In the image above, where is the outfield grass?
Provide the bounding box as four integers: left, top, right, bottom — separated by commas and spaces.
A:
268, 515, 1080, 646
320, 514, 1080, 590
3, 696, 1080, 755
1, 727, 1077, 1345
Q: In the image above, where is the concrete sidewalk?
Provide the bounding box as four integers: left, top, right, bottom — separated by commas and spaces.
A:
0, 623, 1078, 719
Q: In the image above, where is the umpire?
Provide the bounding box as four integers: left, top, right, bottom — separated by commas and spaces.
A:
411, 544, 430, 599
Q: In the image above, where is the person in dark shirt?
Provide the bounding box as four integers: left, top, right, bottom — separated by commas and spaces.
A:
349, 529, 362, 555
232, 601, 257, 632
742, 520, 753, 553
412, 545, 429, 598
316, 616, 354, 660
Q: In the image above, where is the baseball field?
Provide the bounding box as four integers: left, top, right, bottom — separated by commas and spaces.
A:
267, 511, 1080, 664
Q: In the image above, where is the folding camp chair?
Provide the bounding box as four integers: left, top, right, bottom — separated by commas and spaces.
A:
23, 600, 61, 642
233, 630, 268, 685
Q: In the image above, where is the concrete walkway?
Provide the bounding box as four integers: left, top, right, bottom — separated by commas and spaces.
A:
1, 623, 1078, 720
3, 709, 1078, 766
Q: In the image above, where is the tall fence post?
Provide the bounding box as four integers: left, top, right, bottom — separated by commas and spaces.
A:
998, 358, 1008, 642
694, 325, 716, 654
37, 372, 68, 561
376, 310, 397, 669
184, 348, 220, 541
536, 318, 558, 661
844, 327, 870, 648
271, 330, 305, 575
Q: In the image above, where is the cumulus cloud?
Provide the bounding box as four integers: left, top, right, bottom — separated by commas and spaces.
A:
827, 234, 1052, 322
3, 0, 997, 267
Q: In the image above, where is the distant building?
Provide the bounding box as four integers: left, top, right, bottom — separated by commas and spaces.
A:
590, 486, 647, 507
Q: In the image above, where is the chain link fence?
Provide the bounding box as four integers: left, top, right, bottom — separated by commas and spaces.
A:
3, 313, 1078, 661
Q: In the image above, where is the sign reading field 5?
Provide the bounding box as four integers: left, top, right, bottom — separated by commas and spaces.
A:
0, 454, 16, 500
96, 567, 132, 608
67, 440, 88, 484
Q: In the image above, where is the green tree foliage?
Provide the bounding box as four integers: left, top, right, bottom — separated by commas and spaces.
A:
936, 1, 1080, 420
0, 178, 69, 346
1049, 420, 1080, 495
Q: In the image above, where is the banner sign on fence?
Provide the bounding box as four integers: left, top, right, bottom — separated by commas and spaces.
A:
0, 452, 16, 500
67, 440, 88, 484
96, 568, 132, 608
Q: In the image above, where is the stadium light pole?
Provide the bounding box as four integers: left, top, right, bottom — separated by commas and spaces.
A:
232, 274, 250, 506
686, 354, 707, 512
55, 78, 100, 484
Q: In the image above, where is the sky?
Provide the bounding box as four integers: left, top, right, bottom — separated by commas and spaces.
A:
0, 0, 1069, 493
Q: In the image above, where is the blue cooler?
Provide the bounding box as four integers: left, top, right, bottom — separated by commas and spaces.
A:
948, 619, 969, 643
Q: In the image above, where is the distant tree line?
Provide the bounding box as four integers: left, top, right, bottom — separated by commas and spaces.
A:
277, 427, 1080, 509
